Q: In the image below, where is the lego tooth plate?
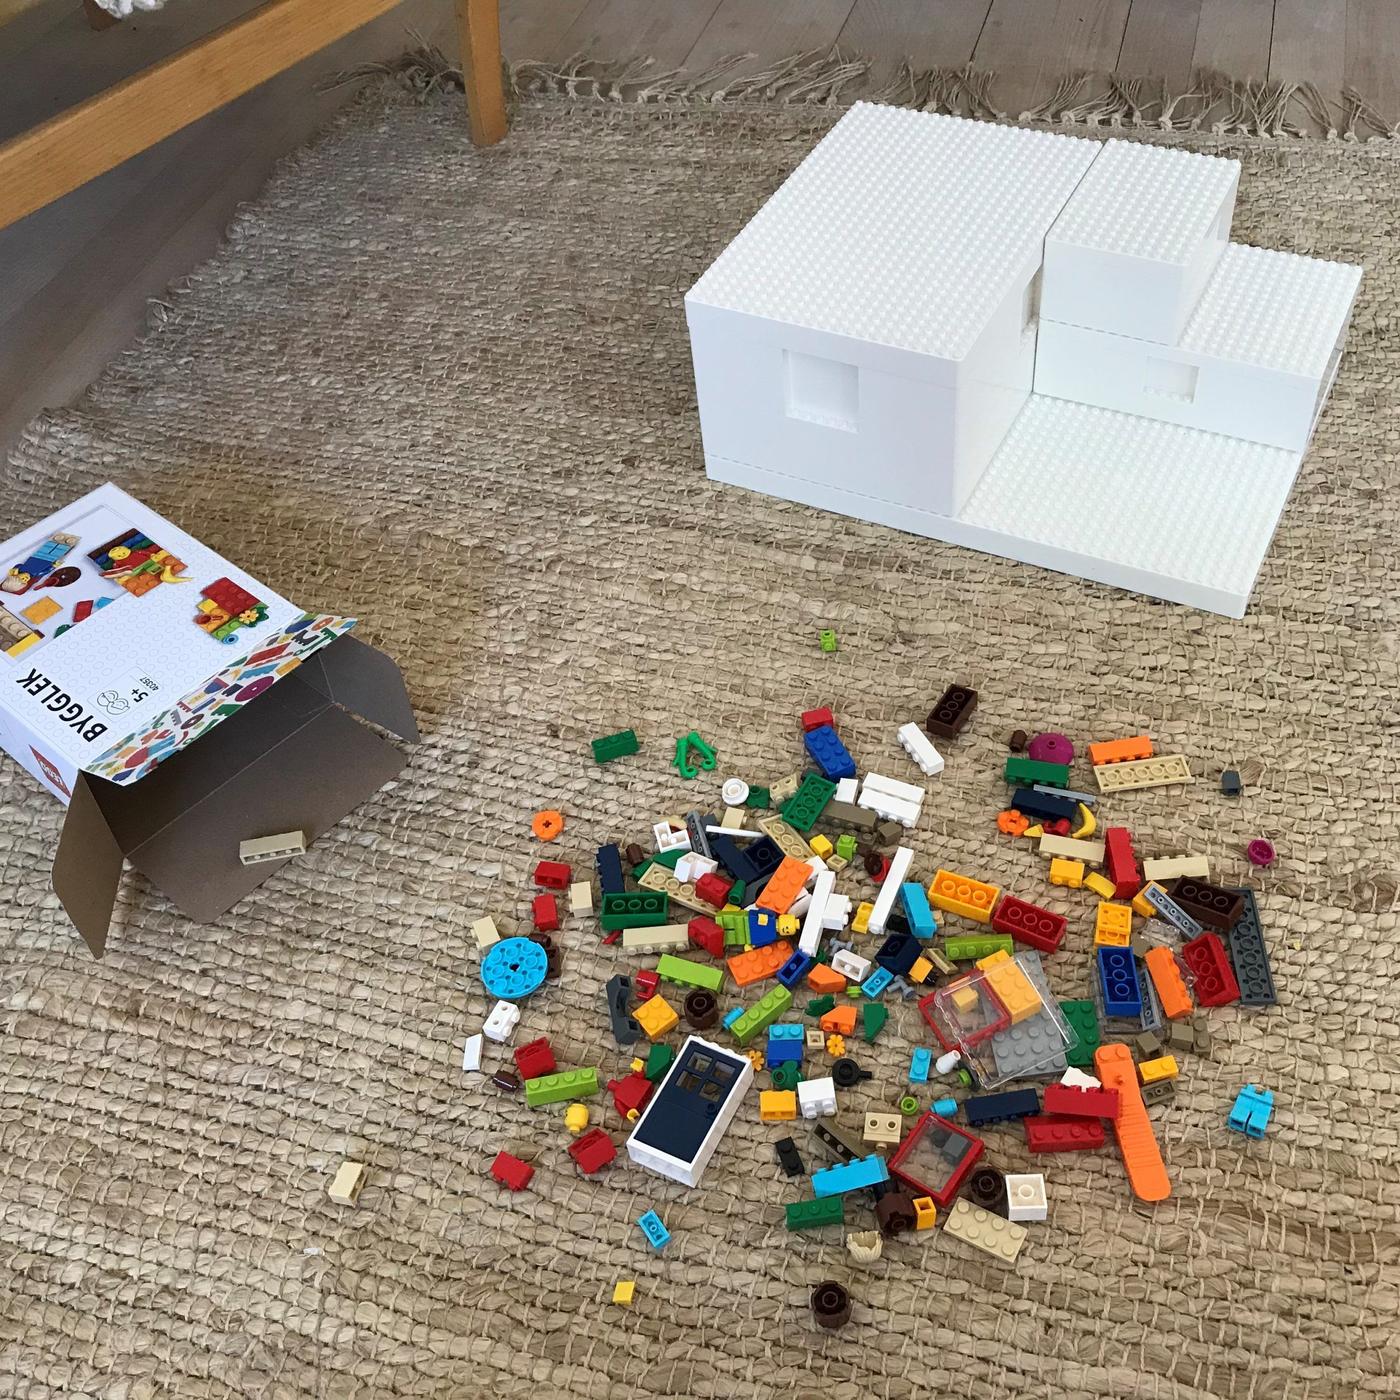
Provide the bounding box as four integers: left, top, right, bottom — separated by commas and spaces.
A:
706, 393, 1306, 618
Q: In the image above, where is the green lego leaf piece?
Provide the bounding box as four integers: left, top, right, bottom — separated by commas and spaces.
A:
600, 891, 670, 932
655, 954, 724, 993
861, 1003, 888, 1043
643, 1044, 675, 1082
592, 729, 639, 763
786, 1196, 845, 1231
806, 995, 836, 1018
744, 786, 771, 810
525, 1068, 600, 1107
1060, 998, 1101, 1069
942, 933, 1014, 961
770, 1062, 804, 1091
781, 772, 837, 833
632, 848, 684, 881
731, 985, 793, 1046
1004, 756, 1071, 788
673, 730, 718, 780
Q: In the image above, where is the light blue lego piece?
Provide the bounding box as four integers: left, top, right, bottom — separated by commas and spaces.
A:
861, 966, 893, 999
636, 1210, 670, 1250
899, 882, 937, 939
769, 1023, 803, 1041
932, 1097, 958, 1118
1226, 1085, 1274, 1139
766, 1022, 803, 1067
722, 1006, 744, 1030
909, 1048, 932, 1084
811, 1154, 890, 1197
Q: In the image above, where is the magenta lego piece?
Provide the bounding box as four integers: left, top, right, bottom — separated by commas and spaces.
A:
1027, 732, 1074, 764
1246, 839, 1276, 868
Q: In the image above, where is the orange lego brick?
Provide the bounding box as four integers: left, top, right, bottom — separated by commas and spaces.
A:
976, 950, 1041, 1024
806, 963, 847, 995
726, 940, 792, 987
1144, 946, 1194, 1021
1088, 735, 1154, 766
927, 869, 1000, 924
760, 1090, 797, 1122
1093, 1044, 1170, 1203
756, 856, 811, 914
819, 1004, 857, 1035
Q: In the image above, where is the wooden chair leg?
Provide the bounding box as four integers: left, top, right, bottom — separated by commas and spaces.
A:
454, 0, 507, 146
83, 0, 122, 31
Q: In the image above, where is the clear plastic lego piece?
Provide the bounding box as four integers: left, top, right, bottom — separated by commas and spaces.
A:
924, 952, 1077, 1087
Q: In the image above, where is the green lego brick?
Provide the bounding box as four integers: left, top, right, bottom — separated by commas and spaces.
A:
770, 1062, 804, 1091
1004, 756, 1071, 788
731, 986, 793, 1046
835, 834, 858, 862
818, 629, 839, 654
632, 848, 685, 880
744, 786, 771, 810
729, 880, 746, 905
861, 1003, 888, 1043
806, 995, 836, 1018
786, 1196, 845, 1231
643, 1044, 675, 1082
717, 909, 748, 948
525, 1068, 600, 1107
942, 933, 1014, 961
1061, 999, 1101, 1069
600, 890, 669, 932
781, 772, 838, 833
592, 729, 639, 763
655, 954, 724, 993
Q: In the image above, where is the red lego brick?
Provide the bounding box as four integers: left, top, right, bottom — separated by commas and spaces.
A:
633, 969, 661, 1000
688, 915, 725, 958
606, 1071, 654, 1120
991, 895, 1067, 953
800, 707, 836, 733
1042, 1083, 1121, 1120
513, 1037, 557, 1080
533, 860, 572, 890
1023, 1114, 1107, 1153
567, 1128, 617, 1175
1103, 828, 1141, 901
1047, 818, 1072, 836
1181, 932, 1241, 1007
203, 577, 260, 615
490, 1151, 534, 1191
531, 893, 559, 933
695, 871, 734, 908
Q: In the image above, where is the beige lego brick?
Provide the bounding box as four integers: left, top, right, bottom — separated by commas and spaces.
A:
328, 1161, 366, 1205
471, 916, 501, 951
757, 815, 815, 862
769, 772, 801, 805
847, 1230, 883, 1263
720, 807, 746, 830
1142, 854, 1211, 882
1094, 754, 1193, 793
637, 862, 709, 914
863, 1112, 903, 1147
621, 923, 690, 954
1039, 833, 1105, 864
238, 830, 307, 866
20, 595, 59, 625
569, 881, 593, 915
944, 1197, 1026, 1264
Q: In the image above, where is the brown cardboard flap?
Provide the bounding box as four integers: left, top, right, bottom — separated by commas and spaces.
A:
298, 633, 419, 742
52, 773, 127, 957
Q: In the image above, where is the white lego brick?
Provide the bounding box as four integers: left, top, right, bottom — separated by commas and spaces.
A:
897, 723, 944, 777
653, 821, 691, 854
1036, 244, 1361, 453
674, 853, 717, 885
868, 846, 914, 936
1042, 141, 1240, 343
862, 771, 925, 804
568, 881, 593, 916
797, 1075, 838, 1119
1005, 1172, 1049, 1222
834, 777, 859, 804
482, 1001, 519, 1044
799, 870, 836, 956
707, 392, 1304, 617
858, 771, 923, 828
831, 949, 872, 982
822, 894, 852, 931
462, 1033, 483, 1073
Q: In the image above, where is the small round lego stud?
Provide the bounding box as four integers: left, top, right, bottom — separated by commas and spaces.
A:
898, 1095, 920, 1116
721, 776, 750, 806
564, 1103, 590, 1135
531, 809, 565, 841
1027, 732, 1074, 764
1246, 838, 1276, 867
932, 1097, 958, 1118
811, 1280, 851, 1330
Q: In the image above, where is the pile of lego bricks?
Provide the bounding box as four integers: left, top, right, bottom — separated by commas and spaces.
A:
461, 686, 1278, 1322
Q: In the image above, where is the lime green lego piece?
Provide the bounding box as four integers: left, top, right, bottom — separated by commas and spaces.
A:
717, 909, 748, 948
525, 1068, 600, 1107
861, 1003, 888, 1042
786, 1196, 845, 1231
731, 985, 793, 1046
656, 954, 724, 993
835, 834, 857, 862
942, 933, 1014, 961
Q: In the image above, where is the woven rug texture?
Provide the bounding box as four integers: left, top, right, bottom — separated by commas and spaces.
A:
1, 80, 1398, 1400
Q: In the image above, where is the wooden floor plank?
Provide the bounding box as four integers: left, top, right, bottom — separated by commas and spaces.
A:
684, 0, 854, 77
837, 0, 992, 85
498, 0, 592, 63
1193, 0, 1272, 79
1346, 0, 1400, 121
551, 0, 725, 68
1117, 0, 1200, 88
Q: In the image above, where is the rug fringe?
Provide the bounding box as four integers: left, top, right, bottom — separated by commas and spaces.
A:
329, 40, 1400, 139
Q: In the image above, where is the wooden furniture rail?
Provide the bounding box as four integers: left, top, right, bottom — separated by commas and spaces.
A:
0, 0, 505, 232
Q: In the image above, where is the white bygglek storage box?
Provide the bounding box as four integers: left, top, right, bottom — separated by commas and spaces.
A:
687, 104, 1362, 617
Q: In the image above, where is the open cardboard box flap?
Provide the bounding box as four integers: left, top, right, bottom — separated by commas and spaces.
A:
52, 634, 418, 955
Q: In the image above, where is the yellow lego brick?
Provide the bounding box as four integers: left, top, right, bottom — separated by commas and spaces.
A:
1049, 857, 1085, 889
852, 902, 874, 935
5, 633, 39, 657
912, 1196, 937, 1231
612, 1281, 635, 1306
1139, 1055, 1179, 1084
909, 956, 932, 984
20, 596, 59, 625
760, 1090, 797, 1122
1084, 872, 1117, 901
928, 869, 1000, 924
1094, 902, 1133, 946
808, 834, 834, 859
951, 984, 980, 1014
977, 949, 1041, 1024
1132, 883, 1166, 919
1094, 926, 1131, 947
634, 995, 679, 1040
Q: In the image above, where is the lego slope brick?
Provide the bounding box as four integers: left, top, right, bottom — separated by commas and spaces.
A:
1042, 140, 1240, 344
707, 392, 1307, 617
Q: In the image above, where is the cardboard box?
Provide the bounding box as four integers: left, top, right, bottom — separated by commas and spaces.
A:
0, 484, 417, 954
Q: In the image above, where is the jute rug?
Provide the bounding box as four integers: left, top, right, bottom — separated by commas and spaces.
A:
1, 61, 1397, 1400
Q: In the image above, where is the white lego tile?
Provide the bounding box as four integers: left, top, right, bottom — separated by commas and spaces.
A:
706, 393, 1304, 617
1043, 140, 1239, 343
462, 1034, 483, 1073
834, 777, 859, 803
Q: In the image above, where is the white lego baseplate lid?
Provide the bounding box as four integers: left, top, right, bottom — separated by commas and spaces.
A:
686, 103, 1099, 361
1179, 242, 1363, 376
1047, 139, 1239, 267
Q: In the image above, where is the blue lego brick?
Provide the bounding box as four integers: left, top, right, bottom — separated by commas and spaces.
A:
861, 967, 894, 999
899, 883, 937, 940
766, 1023, 804, 1067
776, 951, 815, 990
875, 932, 921, 975
748, 908, 779, 948
963, 1088, 1040, 1127
722, 1006, 744, 1030
1009, 787, 1079, 824
636, 1210, 670, 1250
811, 1154, 890, 1197
1227, 1085, 1274, 1139
1098, 946, 1143, 1018
802, 725, 857, 781
909, 1048, 932, 1084
596, 844, 626, 897
708, 831, 783, 888
932, 1097, 958, 1118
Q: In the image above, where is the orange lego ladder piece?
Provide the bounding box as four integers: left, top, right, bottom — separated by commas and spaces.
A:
1143, 946, 1194, 1021
1093, 1043, 1170, 1202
